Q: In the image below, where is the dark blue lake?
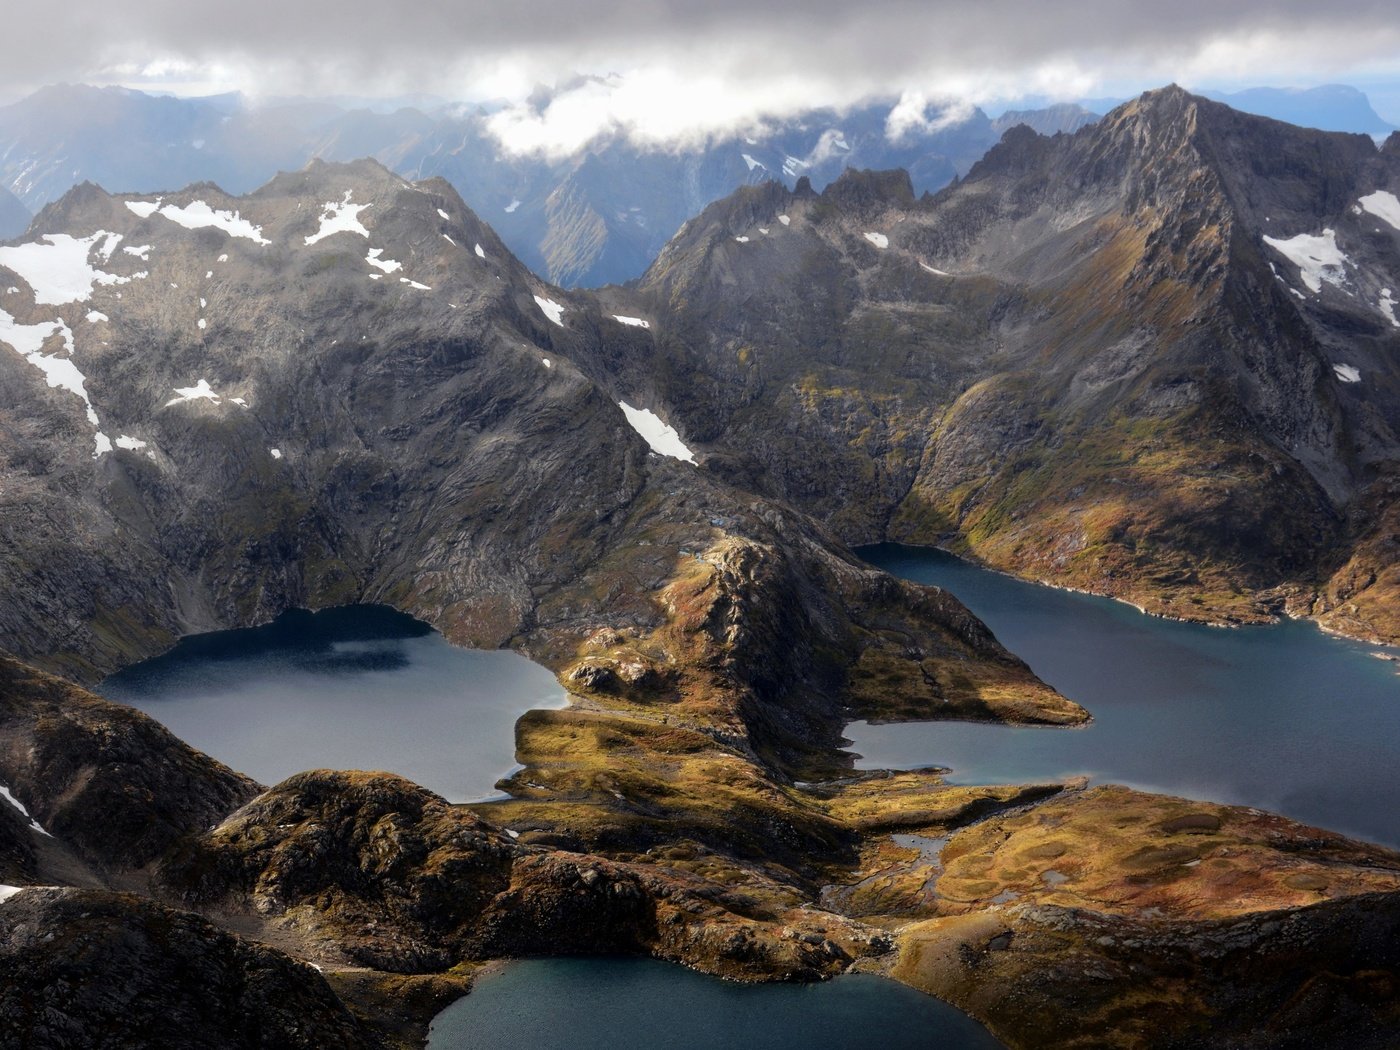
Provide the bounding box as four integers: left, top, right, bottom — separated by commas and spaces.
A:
849, 544, 1400, 847
427, 958, 1002, 1050
100, 605, 566, 802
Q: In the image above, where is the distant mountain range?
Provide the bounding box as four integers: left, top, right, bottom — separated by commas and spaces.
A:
1032, 84, 1398, 138
2, 82, 1396, 286
1200, 84, 1397, 136
0, 84, 1082, 286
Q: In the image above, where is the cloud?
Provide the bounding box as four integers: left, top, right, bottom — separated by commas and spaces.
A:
885, 94, 979, 143
3, 0, 1400, 148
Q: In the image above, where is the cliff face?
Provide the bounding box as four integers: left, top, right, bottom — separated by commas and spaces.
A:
626, 87, 1400, 638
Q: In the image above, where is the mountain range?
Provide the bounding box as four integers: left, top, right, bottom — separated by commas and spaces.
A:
1202, 84, 1398, 137
0, 84, 1091, 287
608, 85, 1400, 642
1, 86, 1400, 1048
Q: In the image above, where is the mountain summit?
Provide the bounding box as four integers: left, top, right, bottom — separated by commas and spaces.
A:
622, 86, 1400, 639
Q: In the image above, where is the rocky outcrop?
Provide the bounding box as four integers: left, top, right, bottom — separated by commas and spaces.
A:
161, 769, 886, 982
164, 770, 518, 971
0, 656, 259, 871
0, 887, 380, 1050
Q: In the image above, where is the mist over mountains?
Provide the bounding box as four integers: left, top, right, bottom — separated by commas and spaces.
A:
0, 84, 1041, 286
2, 80, 1393, 286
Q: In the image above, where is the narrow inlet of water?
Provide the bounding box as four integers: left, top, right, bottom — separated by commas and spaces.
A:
849, 544, 1400, 847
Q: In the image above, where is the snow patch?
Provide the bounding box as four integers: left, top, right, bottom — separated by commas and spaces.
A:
1358, 190, 1400, 231
778, 214, 791, 226
366, 248, 402, 274
541, 358, 552, 368
437, 208, 450, 220
124, 199, 160, 218
400, 277, 431, 291
1380, 288, 1399, 328
474, 243, 485, 259
741, 153, 765, 172
619, 402, 695, 463
164, 379, 222, 407
1262, 229, 1348, 293
115, 435, 147, 451
504, 199, 521, 213
304, 191, 372, 245
270, 448, 283, 459
864, 231, 889, 249
198, 318, 207, 330
1333, 363, 1361, 383
0, 785, 49, 836
920, 262, 951, 276
734, 236, 750, 243
144, 200, 269, 244
86, 310, 108, 323
759, 227, 769, 235
534, 295, 565, 327
0, 231, 140, 305
0, 307, 106, 455
612, 315, 650, 328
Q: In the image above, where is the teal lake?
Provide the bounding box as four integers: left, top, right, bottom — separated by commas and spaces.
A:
427, 958, 1003, 1050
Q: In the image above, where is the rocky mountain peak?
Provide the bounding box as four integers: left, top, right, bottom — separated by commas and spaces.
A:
822, 167, 916, 212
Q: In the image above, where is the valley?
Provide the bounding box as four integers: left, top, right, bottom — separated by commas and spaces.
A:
1, 86, 1399, 1049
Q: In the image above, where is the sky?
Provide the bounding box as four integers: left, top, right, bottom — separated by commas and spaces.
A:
3, 1, 1400, 152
